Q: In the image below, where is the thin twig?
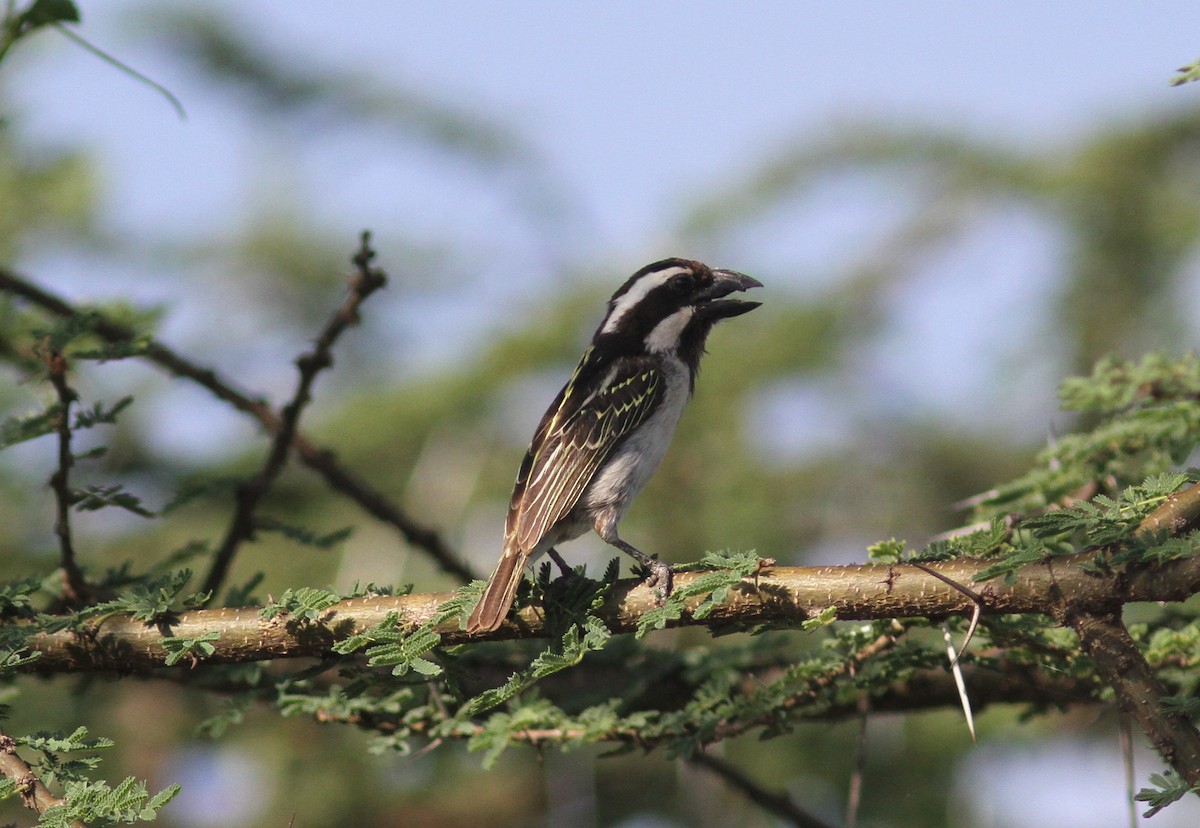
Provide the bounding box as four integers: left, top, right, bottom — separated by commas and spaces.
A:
845, 675, 868, 828
51, 23, 186, 119
690, 752, 838, 828
201, 232, 388, 601
1119, 714, 1136, 828
42, 344, 87, 603
0, 264, 476, 584
0, 730, 84, 828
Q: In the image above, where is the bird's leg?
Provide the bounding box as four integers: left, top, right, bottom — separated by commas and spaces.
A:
546, 547, 574, 579
608, 536, 674, 604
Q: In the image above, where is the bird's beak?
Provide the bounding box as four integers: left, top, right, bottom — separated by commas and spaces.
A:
696, 269, 763, 320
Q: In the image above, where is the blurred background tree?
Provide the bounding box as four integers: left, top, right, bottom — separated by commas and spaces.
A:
2, 3, 1200, 827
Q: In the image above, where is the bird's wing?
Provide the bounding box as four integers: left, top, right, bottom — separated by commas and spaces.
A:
506, 351, 663, 552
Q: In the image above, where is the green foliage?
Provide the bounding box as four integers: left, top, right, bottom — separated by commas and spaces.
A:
0, 0, 78, 63
1136, 770, 1198, 817
801, 605, 838, 631
971, 536, 1061, 582
1160, 696, 1200, 719
355, 616, 443, 678
258, 586, 342, 621
0, 406, 61, 449
0, 576, 40, 616
85, 570, 201, 624
954, 354, 1200, 587
1020, 473, 1188, 545
459, 617, 613, 721
939, 520, 1010, 560
0, 723, 176, 825
72, 484, 155, 518
867, 538, 906, 564
193, 696, 253, 741
44, 777, 180, 826
333, 589, 470, 678
253, 516, 353, 550
635, 550, 766, 636
1171, 57, 1200, 87
0, 646, 41, 676
70, 396, 133, 430
161, 630, 221, 666
21, 727, 112, 786
982, 354, 1200, 514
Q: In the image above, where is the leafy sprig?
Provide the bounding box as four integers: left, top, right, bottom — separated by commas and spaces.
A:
636, 550, 766, 636
1136, 770, 1198, 817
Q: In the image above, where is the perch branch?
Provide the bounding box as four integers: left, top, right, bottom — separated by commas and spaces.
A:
16, 549, 1200, 675
201, 232, 388, 600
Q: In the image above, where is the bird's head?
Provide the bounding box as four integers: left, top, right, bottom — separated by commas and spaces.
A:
596, 259, 762, 364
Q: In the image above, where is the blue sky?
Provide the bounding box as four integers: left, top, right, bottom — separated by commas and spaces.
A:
9, 3, 1198, 435
7, 1, 1200, 461
11, 1, 1198, 259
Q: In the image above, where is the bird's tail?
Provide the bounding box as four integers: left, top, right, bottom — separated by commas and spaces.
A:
466, 547, 527, 634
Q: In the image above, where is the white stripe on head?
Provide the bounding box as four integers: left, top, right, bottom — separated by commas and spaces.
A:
601, 265, 690, 334
644, 306, 695, 353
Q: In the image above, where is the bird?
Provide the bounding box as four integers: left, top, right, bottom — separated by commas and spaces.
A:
466, 258, 762, 634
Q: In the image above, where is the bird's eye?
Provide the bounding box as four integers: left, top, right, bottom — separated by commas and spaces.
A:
667, 273, 692, 292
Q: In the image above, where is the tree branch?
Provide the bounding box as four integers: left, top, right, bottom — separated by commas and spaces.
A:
0, 264, 477, 584
41, 344, 87, 603
0, 730, 83, 828
1060, 609, 1200, 790
691, 752, 837, 828
201, 232, 388, 600
16, 550, 1200, 674
1135, 480, 1200, 540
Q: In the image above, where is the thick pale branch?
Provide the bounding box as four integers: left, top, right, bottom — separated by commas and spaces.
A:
16, 551, 1200, 674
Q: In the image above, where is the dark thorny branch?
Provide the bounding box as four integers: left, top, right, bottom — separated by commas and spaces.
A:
41, 343, 87, 604
201, 232, 388, 601
0, 261, 477, 585
0, 729, 83, 828
1061, 609, 1200, 789
690, 752, 836, 828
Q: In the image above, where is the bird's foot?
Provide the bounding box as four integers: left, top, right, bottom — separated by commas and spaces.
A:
642, 558, 674, 605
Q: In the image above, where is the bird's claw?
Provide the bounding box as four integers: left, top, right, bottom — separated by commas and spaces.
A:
644, 559, 674, 605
